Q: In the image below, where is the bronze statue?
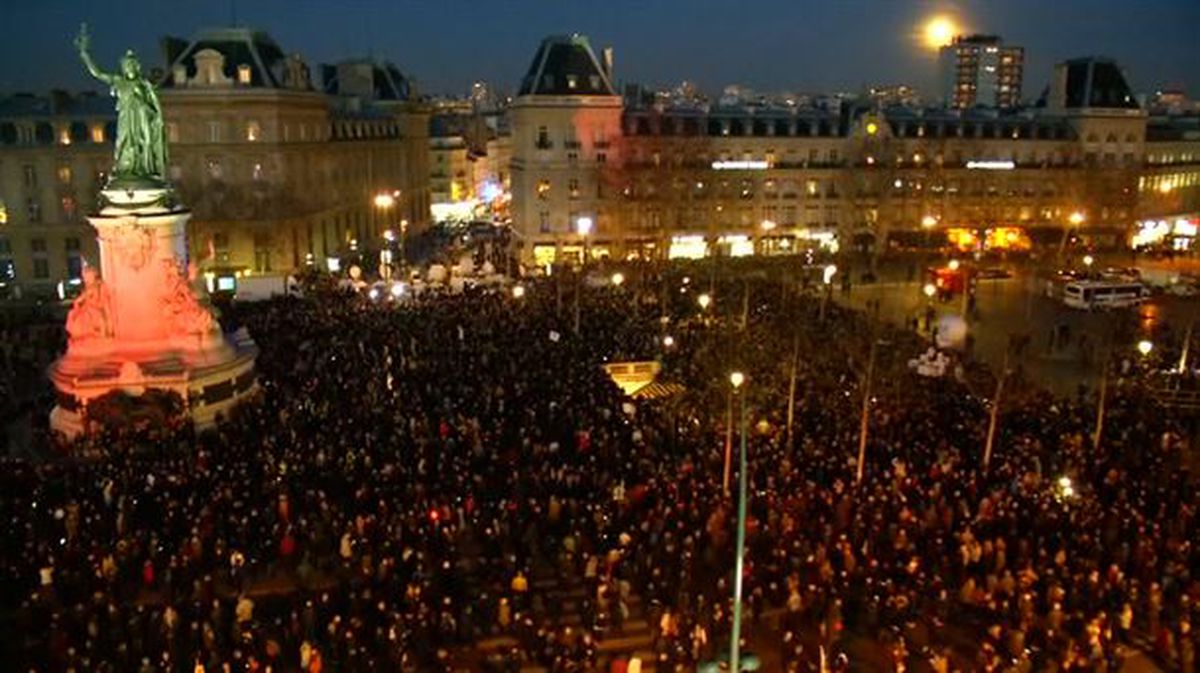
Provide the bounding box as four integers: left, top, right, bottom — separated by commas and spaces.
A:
75, 23, 167, 187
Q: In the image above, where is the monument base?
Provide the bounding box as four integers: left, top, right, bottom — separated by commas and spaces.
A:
48, 328, 259, 438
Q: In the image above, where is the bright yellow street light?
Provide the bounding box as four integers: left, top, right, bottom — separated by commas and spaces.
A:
662, 335, 675, 348
729, 371, 745, 389
611, 272, 625, 287
923, 283, 937, 298
948, 259, 960, 271
1083, 254, 1094, 268
823, 264, 838, 285
1068, 211, 1085, 226
512, 284, 526, 299
1137, 340, 1153, 356
1159, 182, 1174, 194
921, 215, 938, 228
922, 15, 959, 50
373, 192, 396, 209
698, 292, 712, 310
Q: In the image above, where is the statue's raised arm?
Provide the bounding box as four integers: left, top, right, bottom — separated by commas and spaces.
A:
75, 23, 114, 86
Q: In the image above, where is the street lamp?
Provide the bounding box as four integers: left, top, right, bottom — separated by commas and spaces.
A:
662, 334, 675, 348
820, 264, 837, 320
948, 259, 960, 271
511, 284, 526, 300
373, 193, 396, 209
1068, 211, 1086, 226
923, 283, 937, 298
576, 216, 594, 237
921, 214, 938, 229
697, 292, 712, 310
1083, 254, 1094, 269
611, 272, 625, 287
727, 369, 749, 673
1137, 339, 1153, 356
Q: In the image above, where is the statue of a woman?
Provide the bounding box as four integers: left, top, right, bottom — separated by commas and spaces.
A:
75, 23, 167, 187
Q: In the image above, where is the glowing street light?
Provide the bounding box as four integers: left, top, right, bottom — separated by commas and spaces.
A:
823, 264, 838, 285
575, 216, 594, 236
373, 192, 396, 209
383, 229, 396, 242
662, 335, 675, 348
922, 15, 959, 50
1137, 340, 1154, 356
923, 283, 937, 298
1159, 182, 1174, 194
760, 219, 777, 232
1083, 254, 1094, 268
729, 371, 745, 388
611, 272, 625, 287
511, 284, 526, 299
948, 259, 961, 271
389, 282, 405, 299
921, 214, 938, 228
1068, 211, 1086, 226
697, 292, 712, 310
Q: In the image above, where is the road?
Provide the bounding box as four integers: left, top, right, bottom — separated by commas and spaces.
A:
835, 266, 1200, 397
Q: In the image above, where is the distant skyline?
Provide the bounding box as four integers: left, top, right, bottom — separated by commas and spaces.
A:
2, 0, 1198, 101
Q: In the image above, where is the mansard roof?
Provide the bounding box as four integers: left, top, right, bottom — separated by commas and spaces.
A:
1061, 57, 1140, 110
518, 34, 615, 97
321, 59, 413, 101
160, 27, 308, 90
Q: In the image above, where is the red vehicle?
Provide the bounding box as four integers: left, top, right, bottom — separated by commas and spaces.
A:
927, 266, 965, 298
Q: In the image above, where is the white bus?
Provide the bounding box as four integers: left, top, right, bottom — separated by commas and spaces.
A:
1061, 280, 1149, 310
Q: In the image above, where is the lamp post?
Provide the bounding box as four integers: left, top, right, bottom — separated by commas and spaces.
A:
728, 371, 748, 673
856, 338, 889, 485
1060, 210, 1085, 260
574, 216, 593, 335
820, 264, 837, 320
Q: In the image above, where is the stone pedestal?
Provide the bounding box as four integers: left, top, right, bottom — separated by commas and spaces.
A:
48, 187, 258, 437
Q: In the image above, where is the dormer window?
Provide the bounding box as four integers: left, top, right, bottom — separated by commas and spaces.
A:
566, 75, 577, 90
589, 75, 600, 89
246, 121, 260, 142
90, 124, 104, 143
237, 64, 252, 85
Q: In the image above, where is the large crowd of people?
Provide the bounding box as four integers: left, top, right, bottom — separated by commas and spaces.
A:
0, 264, 1197, 672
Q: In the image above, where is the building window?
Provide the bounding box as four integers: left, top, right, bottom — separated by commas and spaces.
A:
597, 152, 606, 164
33, 258, 49, 279
58, 128, 71, 146
61, 196, 77, 220
22, 165, 36, 189
252, 162, 264, 181
27, 199, 41, 223
567, 152, 578, 164
208, 121, 221, 143
539, 211, 550, 233
806, 179, 819, 197
246, 121, 260, 142
537, 179, 550, 200
66, 254, 83, 280
65, 237, 80, 252
206, 158, 223, 180
91, 124, 105, 143
536, 126, 550, 149
57, 165, 72, 184
828, 149, 839, 164
253, 233, 272, 272
31, 237, 47, 253
568, 179, 580, 199
237, 64, 252, 85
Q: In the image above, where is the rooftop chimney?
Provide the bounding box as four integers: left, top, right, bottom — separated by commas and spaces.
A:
602, 47, 614, 80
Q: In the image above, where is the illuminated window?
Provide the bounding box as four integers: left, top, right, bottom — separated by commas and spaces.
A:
237, 64, 252, 85
566, 75, 577, 89
61, 196, 76, 220
246, 121, 260, 142
537, 179, 550, 200
57, 165, 72, 184
91, 124, 104, 143
252, 162, 264, 181
58, 128, 71, 145
0, 199, 7, 225
806, 180, 819, 197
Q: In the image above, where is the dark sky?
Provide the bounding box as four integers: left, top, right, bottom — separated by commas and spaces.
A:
2, 0, 1197, 100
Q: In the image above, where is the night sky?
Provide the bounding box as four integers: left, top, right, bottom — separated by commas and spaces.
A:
2, 0, 1198, 100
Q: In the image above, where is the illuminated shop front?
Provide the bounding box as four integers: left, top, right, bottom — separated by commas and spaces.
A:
1132, 217, 1199, 251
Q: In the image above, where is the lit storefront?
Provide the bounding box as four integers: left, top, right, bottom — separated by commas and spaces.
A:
669, 235, 708, 260
1132, 217, 1200, 251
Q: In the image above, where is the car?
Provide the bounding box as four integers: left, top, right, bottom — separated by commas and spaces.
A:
976, 267, 1012, 280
